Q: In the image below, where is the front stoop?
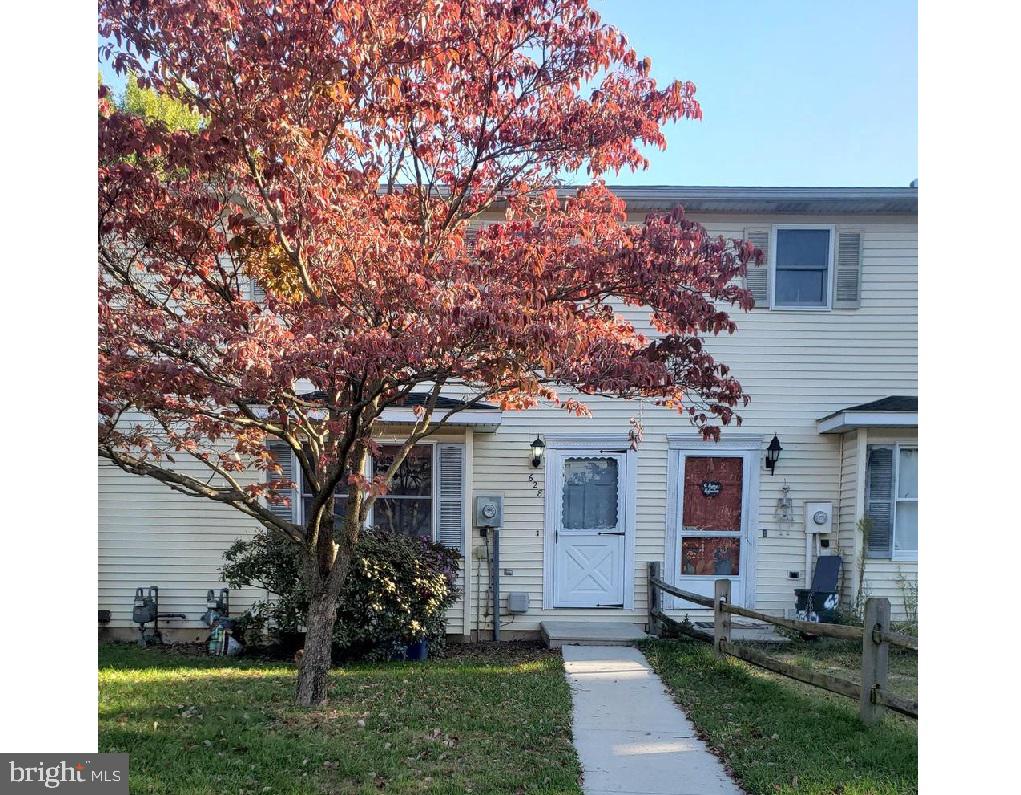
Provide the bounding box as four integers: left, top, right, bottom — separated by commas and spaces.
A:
541, 621, 648, 648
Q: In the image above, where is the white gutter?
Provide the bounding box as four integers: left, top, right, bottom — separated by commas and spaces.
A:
816, 411, 918, 435
379, 407, 502, 432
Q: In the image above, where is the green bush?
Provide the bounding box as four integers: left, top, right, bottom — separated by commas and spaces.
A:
223, 528, 461, 660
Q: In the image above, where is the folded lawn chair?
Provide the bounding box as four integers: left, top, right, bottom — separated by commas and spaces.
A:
794, 555, 842, 623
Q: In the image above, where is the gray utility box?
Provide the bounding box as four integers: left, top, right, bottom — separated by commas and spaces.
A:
506, 592, 529, 614
474, 495, 504, 528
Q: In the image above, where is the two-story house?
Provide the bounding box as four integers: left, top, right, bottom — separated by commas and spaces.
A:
98, 185, 918, 642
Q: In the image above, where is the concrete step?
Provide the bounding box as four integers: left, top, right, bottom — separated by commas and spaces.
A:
540, 621, 648, 648
691, 619, 790, 644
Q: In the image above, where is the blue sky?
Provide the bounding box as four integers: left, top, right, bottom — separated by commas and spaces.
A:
593, 0, 917, 186
100, 1, 917, 188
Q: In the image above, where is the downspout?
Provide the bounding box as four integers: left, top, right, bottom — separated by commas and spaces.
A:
805, 532, 813, 591
836, 432, 845, 597
463, 428, 474, 639
491, 527, 500, 642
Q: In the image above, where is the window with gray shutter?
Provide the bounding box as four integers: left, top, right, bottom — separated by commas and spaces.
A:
266, 440, 298, 523
833, 230, 864, 308
436, 444, 466, 553
773, 228, 831, 308
864, 445, 894, 557
743, 228, 769, 308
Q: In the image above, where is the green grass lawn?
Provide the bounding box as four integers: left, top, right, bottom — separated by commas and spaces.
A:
767, 637, 917, 701
99, 643, 582, 795
641, 638, 917, 795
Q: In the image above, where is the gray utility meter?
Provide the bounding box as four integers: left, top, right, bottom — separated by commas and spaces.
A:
474, 495, 503, 528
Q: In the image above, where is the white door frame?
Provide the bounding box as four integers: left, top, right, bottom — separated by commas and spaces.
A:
664, 434, 762, 610
543, 435, 638, 610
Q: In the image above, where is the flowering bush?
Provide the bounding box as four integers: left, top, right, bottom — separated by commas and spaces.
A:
224, 528, 460, 660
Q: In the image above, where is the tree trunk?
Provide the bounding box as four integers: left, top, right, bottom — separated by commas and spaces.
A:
295, 590, 340, 706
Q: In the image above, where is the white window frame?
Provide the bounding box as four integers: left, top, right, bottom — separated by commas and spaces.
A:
890, 443, 918, 562
769, 224, 836, 311
297, 440, 440, 542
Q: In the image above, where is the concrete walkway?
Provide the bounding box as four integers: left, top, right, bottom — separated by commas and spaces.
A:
561, 645, 743, 795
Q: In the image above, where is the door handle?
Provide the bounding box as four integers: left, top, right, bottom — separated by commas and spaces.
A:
597, 531, 625, 536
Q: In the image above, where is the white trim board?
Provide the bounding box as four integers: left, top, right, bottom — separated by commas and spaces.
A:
667, 433, 766, 450
379, 407, 502, 430
817, 411, 918, 434
543, 434, 633, 450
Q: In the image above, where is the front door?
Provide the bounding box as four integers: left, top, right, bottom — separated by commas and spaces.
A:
551, 451, 628, 607
672, 451, 754, 609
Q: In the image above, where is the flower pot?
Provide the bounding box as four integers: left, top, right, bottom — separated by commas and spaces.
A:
405, 640, 428, 662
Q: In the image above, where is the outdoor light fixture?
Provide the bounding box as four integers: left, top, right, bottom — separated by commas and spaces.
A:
530, 435, 546, 468
765, 434, 783, 476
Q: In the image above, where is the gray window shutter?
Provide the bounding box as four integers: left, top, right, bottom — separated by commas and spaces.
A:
743, 228, 769, 308
864, 445, 894, 558
250, 278, 267, 304
266, 440, 298, 523
436, 444, 466, 552
833, 230, 863, 308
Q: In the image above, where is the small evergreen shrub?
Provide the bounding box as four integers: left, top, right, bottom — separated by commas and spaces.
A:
223, 528, 461, 660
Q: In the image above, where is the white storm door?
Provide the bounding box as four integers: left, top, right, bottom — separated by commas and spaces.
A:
552, 451, 627, 608
672, 451, 752, 609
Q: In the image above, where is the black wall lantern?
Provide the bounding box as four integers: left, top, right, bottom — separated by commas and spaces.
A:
765, 434, 783, 475
530, 435, 546, 468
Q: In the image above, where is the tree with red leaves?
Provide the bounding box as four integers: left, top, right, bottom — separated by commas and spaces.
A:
99, 0, 756, 705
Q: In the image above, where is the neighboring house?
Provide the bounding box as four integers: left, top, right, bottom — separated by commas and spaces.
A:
98, 185, 918, 642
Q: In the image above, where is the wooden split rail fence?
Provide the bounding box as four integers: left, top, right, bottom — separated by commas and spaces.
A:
647, 562, 917, 724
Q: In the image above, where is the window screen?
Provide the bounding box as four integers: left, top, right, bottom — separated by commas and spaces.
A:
562, 457, 619, 530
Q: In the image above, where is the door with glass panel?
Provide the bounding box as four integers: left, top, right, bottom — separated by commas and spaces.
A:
673, 452, 752, 608
552, 451, 627, 608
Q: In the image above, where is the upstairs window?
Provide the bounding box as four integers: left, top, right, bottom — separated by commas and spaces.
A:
772, 227, 834, 309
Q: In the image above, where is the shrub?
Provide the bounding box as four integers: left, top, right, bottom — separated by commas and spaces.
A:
223, 528, 461, 660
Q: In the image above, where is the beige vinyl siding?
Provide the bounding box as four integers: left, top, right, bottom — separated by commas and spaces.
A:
99, 456, 266, 637
836, 429, 863, 606
99, 428, 470, 638
98, 210, 917, 637
467, 212, 916, 632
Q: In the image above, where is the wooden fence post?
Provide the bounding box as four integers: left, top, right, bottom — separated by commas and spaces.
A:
648, 562, 662, 636
714, 579, 731, 658
860, 597, 891, 724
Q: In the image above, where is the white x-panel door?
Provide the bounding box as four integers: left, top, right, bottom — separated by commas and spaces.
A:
552, 451, 627, 607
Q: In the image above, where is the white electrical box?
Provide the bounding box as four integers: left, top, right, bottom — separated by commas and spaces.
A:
804, 501, 833, 534
474, 495, 504, 528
